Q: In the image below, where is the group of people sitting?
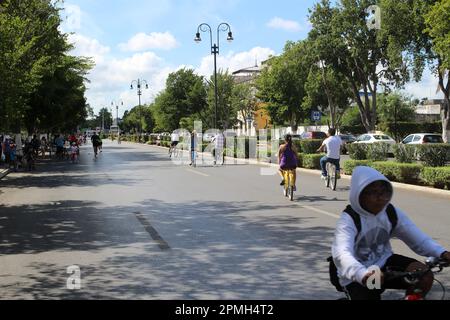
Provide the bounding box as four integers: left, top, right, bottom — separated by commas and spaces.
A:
0, 134, 42, 171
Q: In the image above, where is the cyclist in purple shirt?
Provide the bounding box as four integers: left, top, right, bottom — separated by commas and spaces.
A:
278, 134, 298, 191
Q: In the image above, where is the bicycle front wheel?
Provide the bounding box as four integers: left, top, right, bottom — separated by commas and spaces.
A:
331, 165, 337, 191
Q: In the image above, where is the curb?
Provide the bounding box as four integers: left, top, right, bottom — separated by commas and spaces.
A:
0, 169, 10, 180
122, 141, 450, 198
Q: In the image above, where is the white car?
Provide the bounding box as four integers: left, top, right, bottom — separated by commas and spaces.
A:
355, 133, 396, 151
401, 133, 444, 144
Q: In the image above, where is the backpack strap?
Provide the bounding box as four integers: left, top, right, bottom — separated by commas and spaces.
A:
344, 204, 398, 240
344, 205, 361, 241
386, 204, 398, 234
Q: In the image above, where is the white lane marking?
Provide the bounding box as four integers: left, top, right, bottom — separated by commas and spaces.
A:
186, 169, 209, 177
300, 205, 341, 219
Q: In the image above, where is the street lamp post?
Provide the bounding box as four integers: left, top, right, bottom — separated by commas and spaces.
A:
111, 101, 123, 143
130, 79, 149, 141
195, 22, 233, 130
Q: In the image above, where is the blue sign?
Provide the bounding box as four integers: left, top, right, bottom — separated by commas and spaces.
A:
312, 111, 321, 122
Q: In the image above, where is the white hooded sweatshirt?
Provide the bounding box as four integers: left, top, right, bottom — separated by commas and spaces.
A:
332, 166, 446, 287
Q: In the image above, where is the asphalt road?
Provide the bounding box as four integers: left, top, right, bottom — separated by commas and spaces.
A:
0, 140, 449, 300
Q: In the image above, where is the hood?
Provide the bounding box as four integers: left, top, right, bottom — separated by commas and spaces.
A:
349, 166, 393, 217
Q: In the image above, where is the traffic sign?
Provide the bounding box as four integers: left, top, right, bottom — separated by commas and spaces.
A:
311, 111, 321, 122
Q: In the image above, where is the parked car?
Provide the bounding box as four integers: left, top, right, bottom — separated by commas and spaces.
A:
300, 131, 327, 140
355, 133, 396, 152
401, 133, 444, 144
338, 134, 357, 154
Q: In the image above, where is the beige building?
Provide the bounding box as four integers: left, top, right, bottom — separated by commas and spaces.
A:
415, 99, 443, 122
232, 64, 272, 136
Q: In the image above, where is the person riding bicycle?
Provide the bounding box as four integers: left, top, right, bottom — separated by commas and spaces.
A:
169, 131, 180, 158
91, 132, 101, 157
331, 166, 450, 300
278, 134, 298, 191
317, 128, 343, 180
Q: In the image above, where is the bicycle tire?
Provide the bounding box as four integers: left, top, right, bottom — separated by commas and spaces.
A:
331, 165, 337, 191
290, 184, 294, 201
326, 164, 331, 188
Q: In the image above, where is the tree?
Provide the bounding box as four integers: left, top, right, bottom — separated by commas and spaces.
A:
377, 92, 415, 124
152, 68, 207, 132
206, 70, 237, 130
308, 0, 418, 133
25, 55, 93, 134
0, 0, 93, 134
424, 0, 450, 142
231, 82, 258, 132
121, 105, 154, 134
256, 41, 310, 132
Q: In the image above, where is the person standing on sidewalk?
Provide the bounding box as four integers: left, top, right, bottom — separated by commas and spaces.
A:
190, 130, 198, 166
212, 131, 225, 166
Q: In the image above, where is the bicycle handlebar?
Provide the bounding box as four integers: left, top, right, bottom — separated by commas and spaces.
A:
385, 258, 449, 285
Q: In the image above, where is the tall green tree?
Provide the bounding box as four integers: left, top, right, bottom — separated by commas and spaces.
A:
152, 68, 207, 132
256, 40, 310, 132
424, 0, 450, 141
308, 0, 418, 133
0, 0, 93, 134
206, 70, 237, 130
231, 82, 258, 132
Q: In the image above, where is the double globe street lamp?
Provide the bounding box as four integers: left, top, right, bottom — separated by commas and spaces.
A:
130, 79, 149, 141
194, 23, 233, 130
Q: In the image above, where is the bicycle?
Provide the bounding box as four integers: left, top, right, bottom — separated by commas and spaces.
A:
169, 143, 179, 158
282, 169, 295, 201
324, 162, 338, 191
339, 257, 449, 300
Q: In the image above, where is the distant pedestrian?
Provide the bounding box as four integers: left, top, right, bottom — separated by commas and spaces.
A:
212, 132, 225, 166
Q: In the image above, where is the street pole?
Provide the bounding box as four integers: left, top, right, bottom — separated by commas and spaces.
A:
195, 23, 233, 130
213, 44, 218, 130
131, 79, 148, 142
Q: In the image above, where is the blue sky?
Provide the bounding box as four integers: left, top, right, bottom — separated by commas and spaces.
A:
60, 0, 443, 117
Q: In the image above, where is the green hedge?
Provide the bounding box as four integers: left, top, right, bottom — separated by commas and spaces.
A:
366, 143, 390, 161
300, 139, 323, 154
371, 162, 423, 184
416, 144, 450, 167
420, 167, 450, 190
302, 154, 324, 169
343, 160, 373, 175
347, 143, 368, 160
392, 144, 416, 163
297, 153, 304, 168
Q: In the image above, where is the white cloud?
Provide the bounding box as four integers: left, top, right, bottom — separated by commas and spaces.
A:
119, 32, 179, 52
196, 47, 276, 78
68, 33, 178, 116
68, 34, 110, 64
267, 17, 303, 32
403, 69, 445, 100
61, 4, 82, 31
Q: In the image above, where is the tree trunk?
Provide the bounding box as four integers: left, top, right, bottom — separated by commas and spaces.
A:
347, 75, 371, 132
438, 68, 449, 143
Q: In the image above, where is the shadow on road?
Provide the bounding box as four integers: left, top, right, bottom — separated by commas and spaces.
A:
0, 196, 339, 299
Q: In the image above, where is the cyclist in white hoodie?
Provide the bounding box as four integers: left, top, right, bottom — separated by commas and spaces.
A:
332, 166, 450, 300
